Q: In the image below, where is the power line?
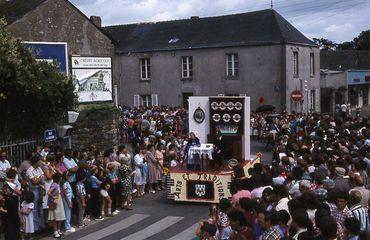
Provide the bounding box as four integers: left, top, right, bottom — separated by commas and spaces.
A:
297, 0, 370, 24
278, 0, 348, 13
198, 0, 367, 19
282, 0, 364, 20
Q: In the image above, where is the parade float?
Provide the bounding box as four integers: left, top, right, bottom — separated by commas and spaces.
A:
167, 96, 260, 203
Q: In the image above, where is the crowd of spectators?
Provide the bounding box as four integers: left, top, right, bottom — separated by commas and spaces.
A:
0, 106, 189, 239
197, 112, 370, 240
1, 106, 370, 240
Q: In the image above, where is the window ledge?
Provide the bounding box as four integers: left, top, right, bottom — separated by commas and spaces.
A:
226, 76, 239, 80
140, 79, 151, 82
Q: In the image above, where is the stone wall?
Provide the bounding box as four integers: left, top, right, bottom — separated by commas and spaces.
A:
6, 0, 114, 56
72, 106, 119, 150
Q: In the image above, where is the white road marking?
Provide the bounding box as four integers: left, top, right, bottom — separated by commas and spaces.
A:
79, 214, 150, 240
120, 216, 184, 240
166, 223, 198, 240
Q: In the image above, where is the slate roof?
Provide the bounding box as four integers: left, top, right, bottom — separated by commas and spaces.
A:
104, 9, 316, 54
0, 0, 47, 25
0, 0, 116, 43
321, 50, 370, 70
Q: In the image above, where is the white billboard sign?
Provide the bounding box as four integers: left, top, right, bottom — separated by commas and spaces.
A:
71, 56, 112, 103
71, 56, 111, 69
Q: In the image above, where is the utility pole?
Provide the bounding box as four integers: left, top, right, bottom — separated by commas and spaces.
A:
271, 0, 273, 9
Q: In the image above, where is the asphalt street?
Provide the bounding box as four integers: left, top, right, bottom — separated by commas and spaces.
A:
39, 140, 272, 240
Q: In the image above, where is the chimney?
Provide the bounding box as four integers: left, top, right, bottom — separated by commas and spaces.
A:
190, 16, 199, 20
90, 16, 102, 27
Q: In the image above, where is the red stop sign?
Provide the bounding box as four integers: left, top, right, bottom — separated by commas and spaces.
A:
291, 90, 303, 102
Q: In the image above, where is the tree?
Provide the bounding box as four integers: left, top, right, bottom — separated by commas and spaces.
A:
337, 41, 355, 50
354, 30, 370, 50
0, 19, 77, 138
313, 38, 337, 51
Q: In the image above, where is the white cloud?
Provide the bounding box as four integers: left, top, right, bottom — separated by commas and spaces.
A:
325, 24, 354, 33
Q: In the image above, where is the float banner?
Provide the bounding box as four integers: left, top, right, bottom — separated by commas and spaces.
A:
169, 172, 231, 203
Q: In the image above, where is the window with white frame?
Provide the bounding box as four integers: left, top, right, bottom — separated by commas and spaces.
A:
182, 56, 193, 78
310, 53, 315, 76
133, 94, 158, 107
226, 53, 238, 78
293, 52, 299, 77
151, 94, 158, 106
140, 95, 151, 107
140, 58, 151, 80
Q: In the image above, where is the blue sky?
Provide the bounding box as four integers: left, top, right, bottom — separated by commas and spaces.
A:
70, 0, 370, 43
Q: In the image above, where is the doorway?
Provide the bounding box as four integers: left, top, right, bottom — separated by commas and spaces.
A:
182, 92, 193, 109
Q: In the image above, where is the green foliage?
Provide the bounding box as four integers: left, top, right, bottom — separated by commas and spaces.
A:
313, 38, 337, 51
80, 103, 120, 115
0, 19, 77, 138
337, 41, 355, 50
354, 30, 370, 50
316, 30, 370, 51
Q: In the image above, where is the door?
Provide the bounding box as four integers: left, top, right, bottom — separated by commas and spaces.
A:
182, 92, 193, 109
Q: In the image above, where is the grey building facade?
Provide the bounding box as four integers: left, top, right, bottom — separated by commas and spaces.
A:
105, 9, 320, 112
320, 70, 347, 113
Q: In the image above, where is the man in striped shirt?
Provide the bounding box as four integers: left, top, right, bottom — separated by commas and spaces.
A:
349, 190, 369, 231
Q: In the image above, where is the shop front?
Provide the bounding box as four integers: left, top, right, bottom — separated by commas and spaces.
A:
347, 70, 370, 108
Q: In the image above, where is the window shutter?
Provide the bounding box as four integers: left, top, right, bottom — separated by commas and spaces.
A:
151, 94, 158, 106
134, 95, 140, 107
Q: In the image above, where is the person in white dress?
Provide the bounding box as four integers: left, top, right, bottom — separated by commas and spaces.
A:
20, 191, 35, 239
134, 146, 147, 197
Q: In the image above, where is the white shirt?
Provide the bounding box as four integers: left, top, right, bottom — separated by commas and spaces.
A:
26, 166, 44, 180
273, 176, 285, 185
134, 154, 144, 170
275, 197, 290, 213
0, 160, 11, 172
119, 153, 131, 165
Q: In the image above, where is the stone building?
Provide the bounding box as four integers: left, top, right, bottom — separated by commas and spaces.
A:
0, 0, 118, 148
104, 9, 320, 113
0, 0, 114, 56
321, 50, 370, 109
320, 69, 347, 113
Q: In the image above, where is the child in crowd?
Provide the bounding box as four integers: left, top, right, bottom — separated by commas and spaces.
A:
196, 221, 217, 240
107, 163, 120, 215
20, 191, 35, 240
47, 173, 65, 238
99, 178, 114, 217
76, 173, 87, 228
217, 198, 233, 240
90, 166, 103, 220
61, 173, 75, 233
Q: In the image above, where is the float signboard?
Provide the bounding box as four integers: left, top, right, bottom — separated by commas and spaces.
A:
168, 171, 232, 203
